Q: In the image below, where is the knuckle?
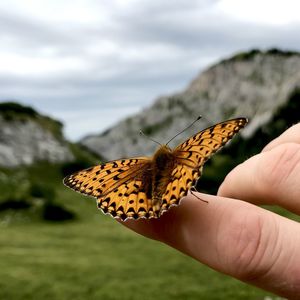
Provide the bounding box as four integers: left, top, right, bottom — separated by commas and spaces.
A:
217, 208, 274, 280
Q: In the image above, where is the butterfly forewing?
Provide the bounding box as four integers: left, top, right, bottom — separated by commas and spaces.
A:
174, 118, 248, 168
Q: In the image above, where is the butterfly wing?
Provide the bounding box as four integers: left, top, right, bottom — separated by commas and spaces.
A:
159, 118, 248, 213
174, 118, 248, 168
160, 164, 198, 214
63, 157, 155, 220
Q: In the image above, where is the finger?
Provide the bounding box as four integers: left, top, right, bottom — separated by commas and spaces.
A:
122, 192, 300, 299
263, 123, 300, 152
218, 143, 300, 215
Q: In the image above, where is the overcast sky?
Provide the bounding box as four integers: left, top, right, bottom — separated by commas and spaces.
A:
0, 0, 299, 140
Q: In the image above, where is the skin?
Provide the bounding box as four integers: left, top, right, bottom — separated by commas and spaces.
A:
120, 123, 300, 299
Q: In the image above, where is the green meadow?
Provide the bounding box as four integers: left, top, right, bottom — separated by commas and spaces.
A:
0, 161, 279, 300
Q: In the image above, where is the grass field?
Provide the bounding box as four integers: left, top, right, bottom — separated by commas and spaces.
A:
0, 162, 280, 300
0, 201, 276, 299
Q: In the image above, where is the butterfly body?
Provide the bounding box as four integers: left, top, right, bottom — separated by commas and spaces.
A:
64, 118, 248, 221
151, 145, 176, 214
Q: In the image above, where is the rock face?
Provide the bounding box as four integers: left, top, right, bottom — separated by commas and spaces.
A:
0, 103, 74, 167
81, 49, 300, 161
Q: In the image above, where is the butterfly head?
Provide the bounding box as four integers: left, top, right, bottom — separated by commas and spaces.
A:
153, 144, 174, 168
155, 144, 172, 154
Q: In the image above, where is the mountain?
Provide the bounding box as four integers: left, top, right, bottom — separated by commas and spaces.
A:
80, 49, 300, 161
0, 102, 74, 167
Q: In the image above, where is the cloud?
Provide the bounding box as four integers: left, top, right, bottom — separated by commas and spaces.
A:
0, 0, 299, 140
217, 0, 300, 25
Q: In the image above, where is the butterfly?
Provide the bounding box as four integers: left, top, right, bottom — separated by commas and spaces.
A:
63, 117, 248, 221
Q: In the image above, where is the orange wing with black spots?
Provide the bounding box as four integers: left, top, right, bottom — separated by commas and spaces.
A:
159, 118, 248, 214
160, 164, 199, 215
174, 118, 248, 168
63, 157, 154, 220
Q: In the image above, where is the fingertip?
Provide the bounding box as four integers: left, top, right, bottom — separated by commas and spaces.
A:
262, 122, 300, 152
217, 156, 262, 204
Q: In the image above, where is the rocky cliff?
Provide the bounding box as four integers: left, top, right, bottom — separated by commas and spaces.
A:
0, 102, 74, 167
80, 49, 300, 161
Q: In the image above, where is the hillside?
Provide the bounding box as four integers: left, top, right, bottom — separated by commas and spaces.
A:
80, 49, 300, 161
0, 102, 100, 222
0, 102, 74, 167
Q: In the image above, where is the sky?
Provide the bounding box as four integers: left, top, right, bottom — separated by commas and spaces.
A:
0, 0, 299, 141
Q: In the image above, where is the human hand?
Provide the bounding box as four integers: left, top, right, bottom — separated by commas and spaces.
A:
122, 123, 300, 299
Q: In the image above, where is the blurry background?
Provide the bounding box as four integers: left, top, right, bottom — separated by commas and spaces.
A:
0, 0, 299, 299
1, 0, 300, 140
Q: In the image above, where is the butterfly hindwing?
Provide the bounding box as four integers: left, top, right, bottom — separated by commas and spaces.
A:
97, 179, 156, 220
160, 164, 199, 214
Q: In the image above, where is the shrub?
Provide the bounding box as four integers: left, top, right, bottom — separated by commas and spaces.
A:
0, 197, 31, 211
0, 102, 38, 117
29, 182, 55, 202
30, 182, 76, 222
42, 203, 75, 221
61, 161, 92, 177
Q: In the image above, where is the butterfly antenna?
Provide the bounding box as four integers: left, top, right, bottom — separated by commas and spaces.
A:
139, 130, 162, 146
166, 115, 202, 145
